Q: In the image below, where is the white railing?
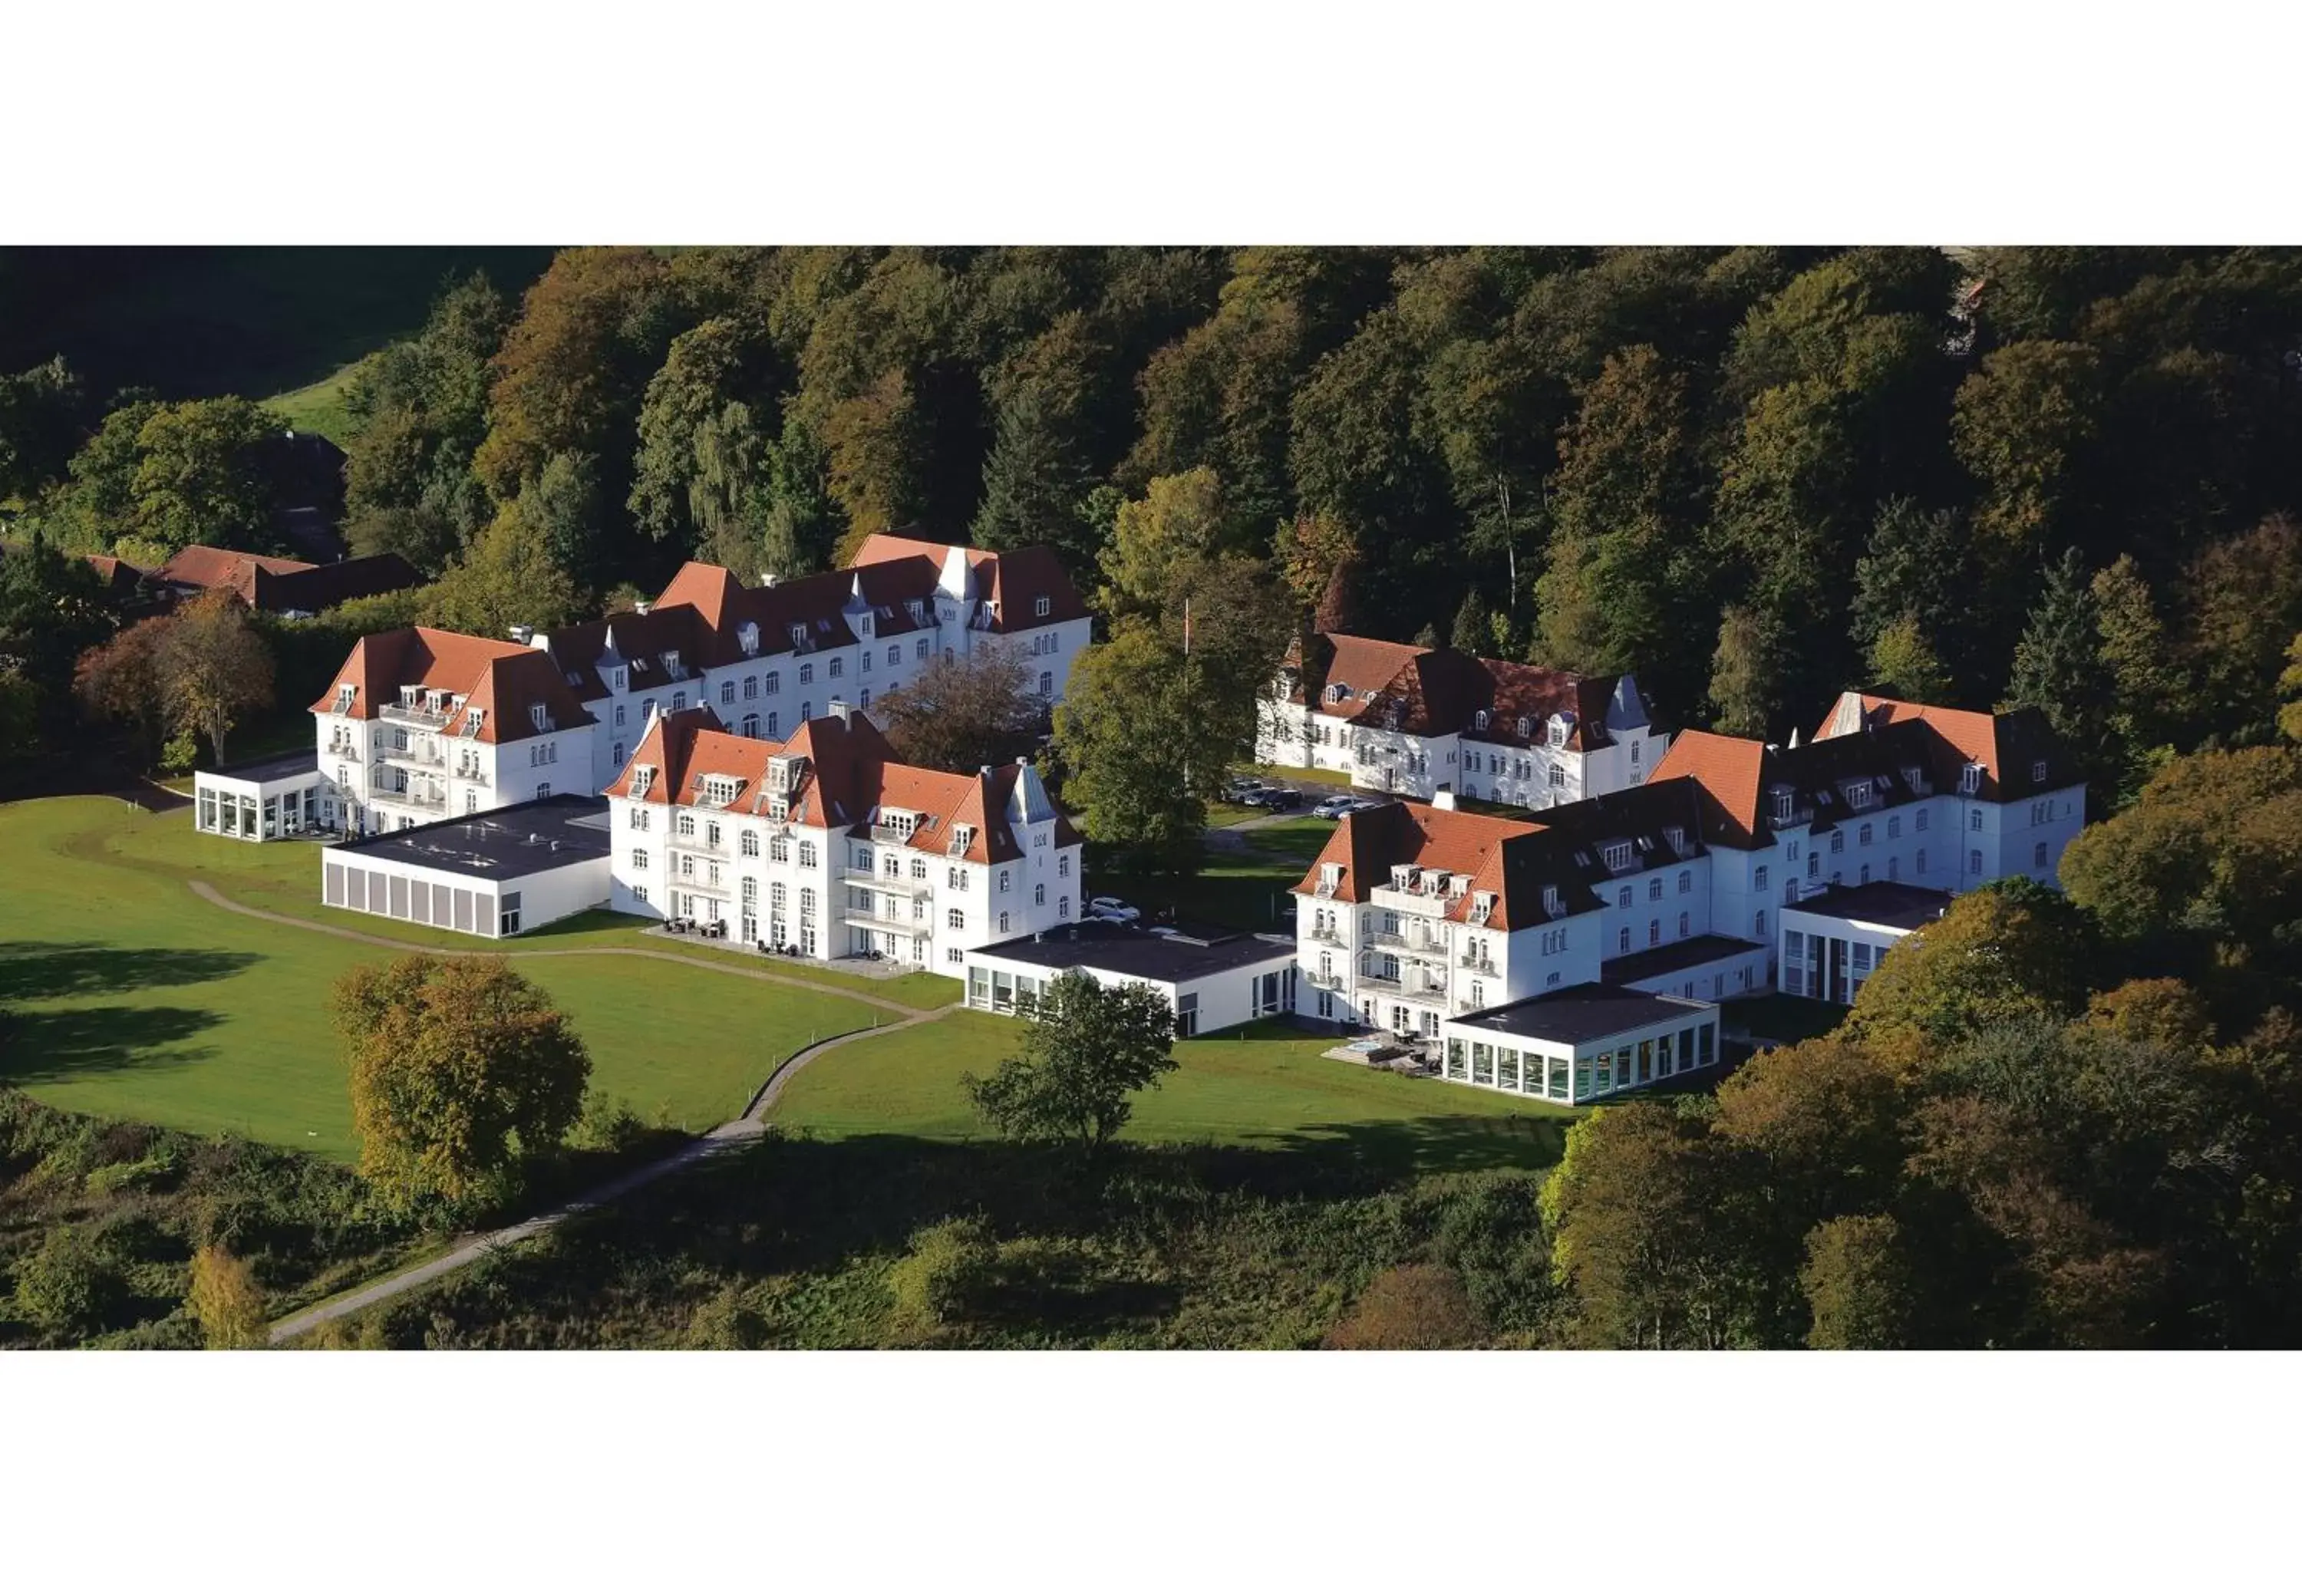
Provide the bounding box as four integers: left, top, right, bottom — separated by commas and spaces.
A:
380, 702, 451, 729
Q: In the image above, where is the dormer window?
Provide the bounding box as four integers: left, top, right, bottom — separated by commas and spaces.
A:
1601, 841, 1633, 872
906, 600, 924, 624
1390, 866, 1412, 889
467, 707, 486, 735
702, 775, 741, 806
1473, 710, 1489, 733
1845, 779, 1873, 810
1516, 717, 1531, 738
1034, 594, 1052, 618
790, 624, 807, 649
2030, 760, 2047, 783
530, 704, 549, 732
1321, 862, 1341, 892
1469, 892, 1496, 925
1542, 885, 1562, 916
1901, 764, 1922, 791
738, 623, 759, 657
1665, 826, 1686, 855
1325, 683, 1349, 704
1548, 716, 1570, 749
400, 686, 419, 708
858, 612, 871, 636
1771, 786, 1795, 823
631, 765, 655, 799
334, 684, 355, 711
661, 649, 683, 679
1960, 762, 1984, 796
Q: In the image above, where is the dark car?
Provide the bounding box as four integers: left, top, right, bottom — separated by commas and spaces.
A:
1257, 787, 1303, 812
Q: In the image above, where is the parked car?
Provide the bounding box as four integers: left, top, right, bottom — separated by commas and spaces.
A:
1256, 787, 1303, 812
1087, 895, 1140, 924
1223, 776, 1267, 800
1310, 795, 1357, 819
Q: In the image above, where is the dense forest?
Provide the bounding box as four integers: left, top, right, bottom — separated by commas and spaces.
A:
10, 246, 2302, 796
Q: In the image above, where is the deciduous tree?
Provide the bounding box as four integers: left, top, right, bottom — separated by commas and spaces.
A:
1051, 622, 1206, 873
872, 645, 1048, 775
332, 955, 591, 1214
73, 614, 173, 766
1799, 1214, 1916, 1349
962, 969, 1179, 1155
1098, 466, 1225, 618
186, 1245, 266, 1349
157, 589, 274, 767
1324, 1264, 1486, 1350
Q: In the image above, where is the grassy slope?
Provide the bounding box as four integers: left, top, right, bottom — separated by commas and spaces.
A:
1, 797, 892, 1157
268, 361, 362, 442
773, 1009, 1572, 1175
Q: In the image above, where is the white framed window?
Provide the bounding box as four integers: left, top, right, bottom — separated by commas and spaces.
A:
631, 848, 648, 869
1754, 909, 1766, 938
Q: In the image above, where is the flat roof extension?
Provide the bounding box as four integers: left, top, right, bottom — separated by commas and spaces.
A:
1455, 981, 1713, 1047
1786, 880, 1953, 932
325, 795, 612, 882
197, 750, 322, 786
1601, 932, 1768, 985
975, 919, 1298, 985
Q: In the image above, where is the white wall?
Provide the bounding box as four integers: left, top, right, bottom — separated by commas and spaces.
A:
321, 850, 608, 937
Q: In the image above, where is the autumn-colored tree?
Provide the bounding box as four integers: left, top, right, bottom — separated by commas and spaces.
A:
1950, 340, 2106, 555
332, 955, 592, 1214
73, 614, 174, 765
157, 589, 275, 767
2078, 978, 2215, 1050
2181, 516, 2302, 747
1324, 1264, 1486, 1350
871, 645, 1048, 776
186, 1245, 267, 1349
821, 368, 925, 548
1098, 466, 1225, 618
420, 497, 583, 638
1865, 614, 1954, 706
1272, 507, 1357, 623
1706, 604, 1779, 740
1799, 1215, 1917, 1349
1843, 878, 2098, 1061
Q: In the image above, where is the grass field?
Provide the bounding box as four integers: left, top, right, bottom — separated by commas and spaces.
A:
773, 1009, 1574, 1174
268, 360, 363, 443
1, 797, 901, 1159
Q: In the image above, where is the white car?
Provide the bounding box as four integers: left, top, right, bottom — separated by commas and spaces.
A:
1087, 896, 1140, 924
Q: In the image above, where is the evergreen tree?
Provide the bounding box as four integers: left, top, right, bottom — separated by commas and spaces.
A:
1449, 589, 1491, 657
2004, 547, 2119, 810
971, 392, 1093, 565
1865, 614, 1954, 704
1707, 605, 1779, 740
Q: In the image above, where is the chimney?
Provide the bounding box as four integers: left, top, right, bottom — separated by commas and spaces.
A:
760, 572, 780, 589
635, 600, 651, 616
508, 625, 533, 645
1431, 789, 1457, 811
828, 700, 853, 726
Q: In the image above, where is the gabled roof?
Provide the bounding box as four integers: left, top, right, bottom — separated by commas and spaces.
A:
1293, 800, 1600, 931
602, 706, 1079, 865
1648, 731, 1771, 849
1279, 632, 1635, 750
312, 626, 592, 744
154, 545, 419, 614
1816, 692, 2075, 802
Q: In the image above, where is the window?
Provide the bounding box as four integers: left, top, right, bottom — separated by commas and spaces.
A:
764, 671, 781, 695
1753, 909, 1766, 938
1969, 849, 1984, 875
740, 832, 760, 857
798, 841, 817, 867
630, 847, 648, 869
1034, 882, 1045, 906
1858, 823, 1873, 846
1617, 886, 1632, 909
859, 650, 871, 674
1059, 896, 1069, 919
1677, 911, 1690, 937
1648, 878, 1664, 902
671, 692, 686, 712
1548, 717, 1568, 748
829, 657, 846, 679
1916, 809, 1929, 832
530, 703, 549, 731
1888, 815, 1901, 839
1618, 927, 1631, 953
1058, 854, 1070, 878
334, 684, 355, 712
1960, 763, 1983, 795
741, 714, 759, 738
1917, 848, 1928, 874
767, 712, 779, 737
1039, 671, 1054, 698
1772, 788, 1794, 823
615, 703, 626, 728
1831, 830, 1845, 855
947, 908, 964, 929
770, 834, 790, 862
721, 681, 735, 706
1648, 919, 1661, 947
1549, 767, 1565, 790
1846, 779, 1872, 810
799, 663, 813, 685
1754, 866, 1769, 892
1601, 841, 1632, 871
1034, 594, 1052, 618
998, 912, 1011, 933
612, 741, 625, 768
2032, 759, 2048, 783
744, 675, 758, 701
771, 882, 787, 910
499, 891, 523, 937
998, 869, 1011, 893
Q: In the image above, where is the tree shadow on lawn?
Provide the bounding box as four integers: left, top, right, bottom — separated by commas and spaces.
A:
0, 1003, 223, 1084
0, 941, 262, 1005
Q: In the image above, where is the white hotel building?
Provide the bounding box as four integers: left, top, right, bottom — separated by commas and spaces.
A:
602, 703, 1082, 971
1255, 631, 1666, 807
201, 530, 1093, 840
1291, 691, 2086, 1100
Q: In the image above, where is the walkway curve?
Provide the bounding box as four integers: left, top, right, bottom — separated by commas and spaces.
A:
187, 879, 938, 1019
266, 1008, 951, 1345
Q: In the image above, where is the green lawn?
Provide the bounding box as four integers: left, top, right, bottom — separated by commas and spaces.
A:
1, 797, 900, 1159
268, 360, 363, 443
773, 1010, 1574, 1174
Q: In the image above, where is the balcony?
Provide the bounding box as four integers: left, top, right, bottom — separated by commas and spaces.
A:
1307, 970, 1345, 991
1370, 928, 1410, 950
674, 836, 731, 861
845, 905, 929, 936
869, 823, 922, 846
380, 701, 452, 730
1371, 884, 1456, 919
1458, 954, 1499, 976
377, 786, 446, 813
1307, 925, 1349, 948
1357, 968, 1405, 994
380, 743, 445, 770
843, 869, 932, 898
453, 765, 490, 788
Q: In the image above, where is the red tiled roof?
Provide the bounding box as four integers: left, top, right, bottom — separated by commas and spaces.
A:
153, 545, 418, 614
1281, 632, 1626, 750
1815, 692, 2073, 802
312, 627, 592, 744
1294, 800, 1594, 931
1648, 730, 1770, 849
602, 706, 1075, 865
